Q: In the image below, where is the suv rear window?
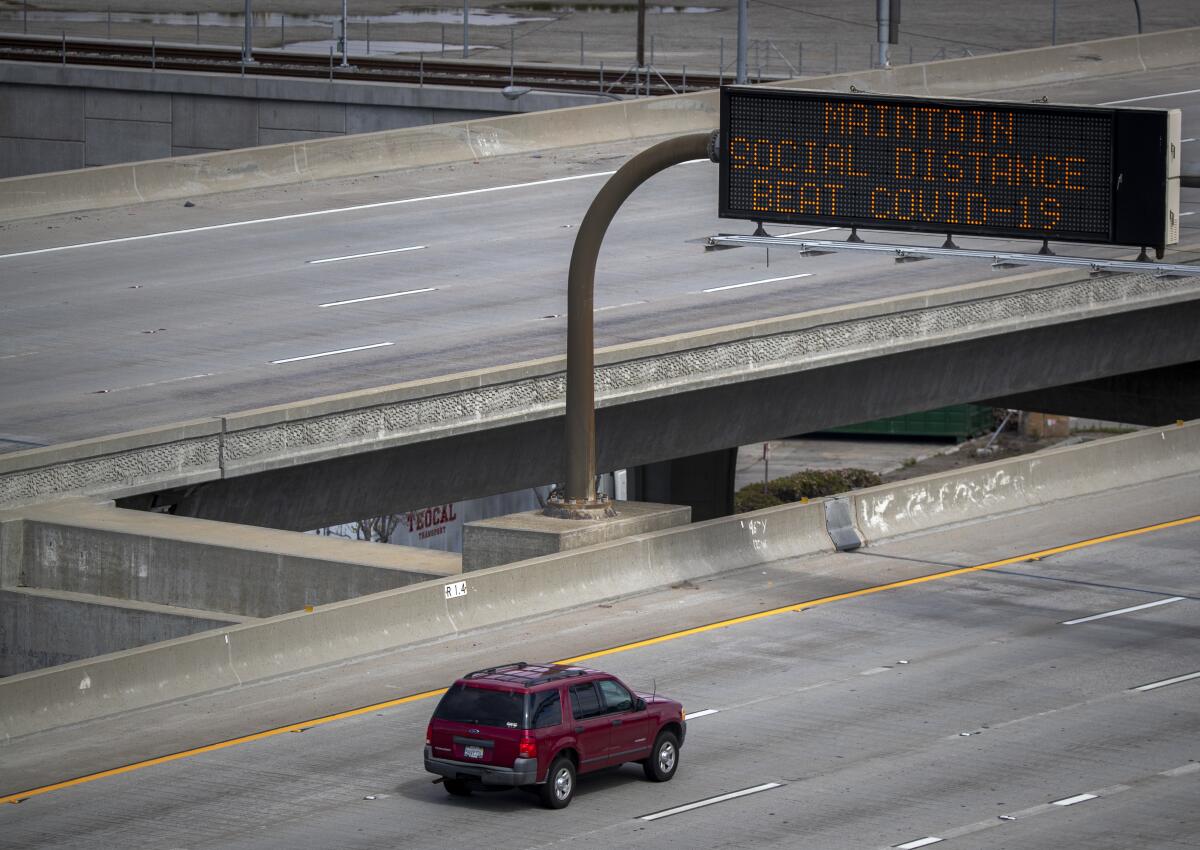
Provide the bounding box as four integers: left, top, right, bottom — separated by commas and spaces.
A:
434, 684, 526, 728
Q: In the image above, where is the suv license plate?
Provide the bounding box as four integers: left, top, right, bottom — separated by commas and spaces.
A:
463, 746, 484, 760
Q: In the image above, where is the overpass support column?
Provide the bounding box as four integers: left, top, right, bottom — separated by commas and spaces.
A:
549, 130, 720, 518
628, 448, 738, 522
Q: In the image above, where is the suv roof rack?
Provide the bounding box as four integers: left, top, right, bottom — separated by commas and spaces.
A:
462, 663, 593, 687
464, 662, 529, 679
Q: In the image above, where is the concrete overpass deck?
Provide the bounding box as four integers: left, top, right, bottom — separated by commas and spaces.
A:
1, 447, 1196, 847
2, 48, 1200, 453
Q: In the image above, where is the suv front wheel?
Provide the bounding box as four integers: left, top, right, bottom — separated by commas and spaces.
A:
538, 756, 576, 809
643, 731, 679, 782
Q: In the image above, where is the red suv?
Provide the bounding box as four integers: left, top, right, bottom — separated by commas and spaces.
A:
424, 662, 686, 809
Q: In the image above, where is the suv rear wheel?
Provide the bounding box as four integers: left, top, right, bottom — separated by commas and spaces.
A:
443, 778, 473, 797
538, 756, 576, 809
642, 731, 679, 782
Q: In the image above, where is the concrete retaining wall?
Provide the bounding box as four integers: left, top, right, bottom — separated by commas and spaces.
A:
0, 588, 247, 677
0, 60, 603, 179
850, 419, 1200, 544
12, 501, 460, 618
2, 420, 1195, 739
0, 495, 834, 740
3, 26, 1197, 221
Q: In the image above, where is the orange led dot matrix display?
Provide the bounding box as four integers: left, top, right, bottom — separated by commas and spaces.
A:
719, 87, 1176, 249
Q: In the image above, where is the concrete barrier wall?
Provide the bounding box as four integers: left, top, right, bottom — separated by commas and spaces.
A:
0, 60, 607, 179
3, 26, 1198, 221
1, 421, 1196, 739
0, 588, 245, 677
0, 496, 834, 740
851, 419, 1200, 543
14, 501, 459, 618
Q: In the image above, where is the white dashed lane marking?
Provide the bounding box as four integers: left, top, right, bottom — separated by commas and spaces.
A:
307, 245, 426, 264
1061, 596, 1185, 624
640, 782, 783, 821
270, 342, 393, 364
319, 288, 437, 307
1133, 670, 1200, 692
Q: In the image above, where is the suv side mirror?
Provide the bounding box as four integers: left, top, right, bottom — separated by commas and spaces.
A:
633, 697, 646, 712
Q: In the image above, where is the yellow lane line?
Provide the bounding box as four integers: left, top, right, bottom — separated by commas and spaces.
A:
0, 688, 447, 806
561, 513, 1200, 663
4, 513, 1198, 806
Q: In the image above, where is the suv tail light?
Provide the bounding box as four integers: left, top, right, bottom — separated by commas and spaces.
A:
518, 736, 537, 759
425, 722, 432, 746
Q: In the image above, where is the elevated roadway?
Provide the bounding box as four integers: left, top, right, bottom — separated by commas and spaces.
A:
1, 452, 1196, 847
2, 33, 1200, 525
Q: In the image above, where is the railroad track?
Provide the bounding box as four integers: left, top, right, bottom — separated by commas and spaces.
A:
0, 33, 737, 96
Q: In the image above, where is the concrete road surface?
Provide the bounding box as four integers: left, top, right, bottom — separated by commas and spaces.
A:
2, 65, 1200, 451
1, 471, 1197, 848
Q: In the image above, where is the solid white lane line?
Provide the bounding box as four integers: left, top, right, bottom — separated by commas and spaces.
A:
1181, 211, 1195, 216
1133, 670, 1200, 691
640, 782, 782, 821
684, 709, 719, 720
270, 342, 393, 364
703, 272, 814, 293
1100, 88, 1200, 105
319, 288, 437, 307
895, 838, 944, 849
1184, 138, 1197, 143
860, 666, 892, 675
307, 245, 426, 264
1051, 793, 1098, 807
1061, 596, 1185, 624
0, 172, 616, 261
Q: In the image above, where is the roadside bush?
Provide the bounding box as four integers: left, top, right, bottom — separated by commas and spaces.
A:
734, 468, 882, 513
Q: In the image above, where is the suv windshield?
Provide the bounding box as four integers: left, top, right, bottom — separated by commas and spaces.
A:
433, 684, 527, 728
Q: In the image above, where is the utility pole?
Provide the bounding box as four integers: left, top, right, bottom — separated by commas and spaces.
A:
876, 0, 890, 67
636, 0, 646, 68
340, 0, 350, 66
736, 0, 747, 84
463, 0, 469, 58
242, 0, 253, 63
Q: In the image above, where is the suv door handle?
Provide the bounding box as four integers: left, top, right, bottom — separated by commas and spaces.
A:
611, 719, 622, 726
574, 726, 585, 734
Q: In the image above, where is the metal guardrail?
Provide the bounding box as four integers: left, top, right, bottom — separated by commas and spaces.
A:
0, 33, 727, 96
708, 234, 1200, 277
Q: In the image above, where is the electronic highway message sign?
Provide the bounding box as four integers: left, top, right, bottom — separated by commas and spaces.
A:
719, 87, 1179, 249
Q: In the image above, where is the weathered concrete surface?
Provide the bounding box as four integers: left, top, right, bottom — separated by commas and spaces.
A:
0, 420, 1193, 741
0, 492, 834, 740
462, 500, 690, 571
66, 264, 1200, 529
2, 27, 1198, 220
848, 419, 1200, 543
0, 418, 222, 507
8, 500, 460, 618
0, 61, 607, 179
0, 587, 251, 677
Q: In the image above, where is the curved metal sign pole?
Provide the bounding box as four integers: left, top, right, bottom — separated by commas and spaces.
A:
546, 130, 719, 519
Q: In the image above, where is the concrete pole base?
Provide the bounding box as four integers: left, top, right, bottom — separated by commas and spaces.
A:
463, 501, 690, 571
542, 494, 618, 520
